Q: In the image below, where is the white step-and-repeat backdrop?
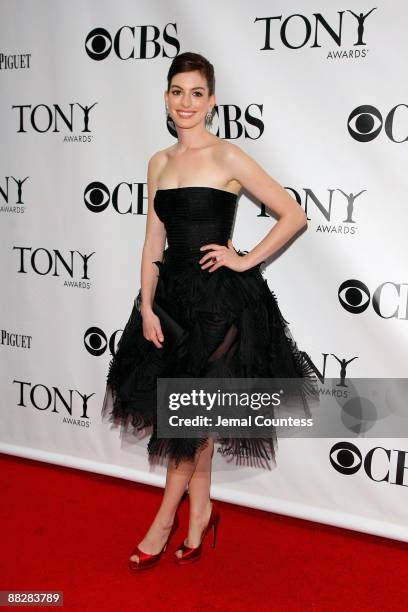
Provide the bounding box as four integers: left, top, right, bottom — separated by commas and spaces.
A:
1, 1, 407, 542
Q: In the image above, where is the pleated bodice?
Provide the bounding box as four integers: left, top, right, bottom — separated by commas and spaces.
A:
153, 186, 238, 264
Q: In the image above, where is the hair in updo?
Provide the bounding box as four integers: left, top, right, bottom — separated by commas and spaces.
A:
167, 51, 215, 96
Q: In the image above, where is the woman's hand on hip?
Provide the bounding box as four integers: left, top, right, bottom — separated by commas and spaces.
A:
199, 239, 249, 273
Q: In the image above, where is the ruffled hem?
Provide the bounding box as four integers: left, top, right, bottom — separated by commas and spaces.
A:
101, 248, 319, 468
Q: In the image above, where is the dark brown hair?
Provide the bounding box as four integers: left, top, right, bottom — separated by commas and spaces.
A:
167, 52, 215, 96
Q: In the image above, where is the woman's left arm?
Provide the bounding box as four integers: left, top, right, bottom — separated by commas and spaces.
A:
225, 144, 307, 271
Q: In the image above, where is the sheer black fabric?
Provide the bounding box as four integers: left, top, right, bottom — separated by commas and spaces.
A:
101, 187, 319, 469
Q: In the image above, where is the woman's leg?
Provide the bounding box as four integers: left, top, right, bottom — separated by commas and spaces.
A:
130, 452, 199, 563
175, 436, 215, 557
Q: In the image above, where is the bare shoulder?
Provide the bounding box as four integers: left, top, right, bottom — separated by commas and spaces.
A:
147, 146, 174, 183
148, 145, 172, 169
212, 139, 248, 164
211, 140, 253, 191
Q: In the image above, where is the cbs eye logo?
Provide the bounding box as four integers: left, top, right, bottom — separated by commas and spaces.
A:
330, 441, 362, 475
338, 279, 370, 314
348, 104, 408, 143
84, 327, 122, 357
84, 182, 110, 213
85, 28, 112, 61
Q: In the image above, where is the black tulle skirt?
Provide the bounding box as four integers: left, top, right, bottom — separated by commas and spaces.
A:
101, 248, 319, 469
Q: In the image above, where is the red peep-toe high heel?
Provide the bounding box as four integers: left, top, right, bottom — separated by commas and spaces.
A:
129, 513, 179, 571
174, 502, 220, 565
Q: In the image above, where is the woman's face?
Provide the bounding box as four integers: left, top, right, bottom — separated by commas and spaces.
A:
165, 70, 215, 129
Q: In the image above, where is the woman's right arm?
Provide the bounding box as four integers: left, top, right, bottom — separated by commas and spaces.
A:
139, 151, 167, 348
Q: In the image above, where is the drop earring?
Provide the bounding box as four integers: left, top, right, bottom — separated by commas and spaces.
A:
205, 107, 214, 128
165, 104, 175, 127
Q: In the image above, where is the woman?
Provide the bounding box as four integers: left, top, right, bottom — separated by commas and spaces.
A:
102, 51, 318, 570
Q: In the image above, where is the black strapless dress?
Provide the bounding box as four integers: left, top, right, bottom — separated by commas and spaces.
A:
101, 186, 318, 468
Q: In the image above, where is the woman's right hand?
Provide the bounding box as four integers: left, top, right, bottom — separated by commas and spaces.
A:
141, 308, 164, 348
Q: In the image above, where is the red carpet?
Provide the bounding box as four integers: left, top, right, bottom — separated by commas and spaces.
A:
1, 452, 407, 611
